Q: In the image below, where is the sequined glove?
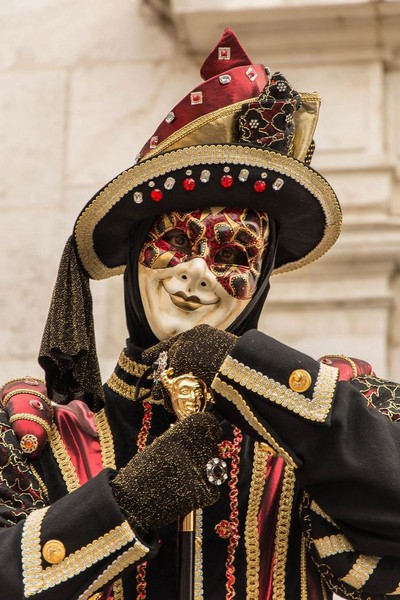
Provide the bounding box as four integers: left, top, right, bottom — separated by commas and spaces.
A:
142, 324, 237, 410
111, 412, 221, 537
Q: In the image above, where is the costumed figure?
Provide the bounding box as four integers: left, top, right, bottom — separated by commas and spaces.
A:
2, 28, 400, 600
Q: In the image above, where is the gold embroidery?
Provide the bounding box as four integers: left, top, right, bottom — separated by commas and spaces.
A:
112, 578, 124, 600
212, 376, 296, 467
314, 534, 354, 558
9, 413, 52, 437
245, 442, 271, 599
310, 500, 337, 527
49, 423, 80, 492
117, 352, 147, 378
219, 356, 338, 423
194, 508, 204, 600
77, 543, 148, 600
22, 507, 137, 597
272, 464, 295, 600
94, 408, 116, 470
341, 555, 380, 590
300, 535, 308, 600
29, 463, 49, 502
74, 144, 342, 281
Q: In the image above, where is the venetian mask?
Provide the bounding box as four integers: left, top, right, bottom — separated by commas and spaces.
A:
138, 207, 269, 340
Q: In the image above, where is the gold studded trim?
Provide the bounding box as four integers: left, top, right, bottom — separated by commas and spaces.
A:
77, 543, 148, 600
94, 408, 116, 470
212, 376, 296, 467
340, 555, 380, 590
22, 507, 139, 597
300, 535, 308, 600
245, 442, 271, 599
272, 463, 296, 600
29, 463, 49, 502
74, 144, 342, 281
219, 356, 338, 423
49, 423, 80, 493
310, 500, 337, 527
194, 508, 204, 600
313, 534, 354, 559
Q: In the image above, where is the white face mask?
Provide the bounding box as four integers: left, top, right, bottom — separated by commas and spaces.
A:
138, 259, 252, 341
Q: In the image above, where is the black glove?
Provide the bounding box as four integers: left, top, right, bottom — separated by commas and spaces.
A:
142, 324, 237, 410
111, 412, 221, 537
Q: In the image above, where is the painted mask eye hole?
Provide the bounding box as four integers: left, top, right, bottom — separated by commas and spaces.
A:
163, 229, 192, 254
214, 246, 248, 266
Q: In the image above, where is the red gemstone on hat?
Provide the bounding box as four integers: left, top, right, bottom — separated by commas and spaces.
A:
150, 189, 163, 201
254, 180, 267, 193
30, 399, 44, 410
183, 178, 196, 191
220, 175, 233, 188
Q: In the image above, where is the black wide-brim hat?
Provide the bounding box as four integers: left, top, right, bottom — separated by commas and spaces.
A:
73, 29, 342, 281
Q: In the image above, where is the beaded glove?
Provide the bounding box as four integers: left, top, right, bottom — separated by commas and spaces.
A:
142, 324, 237, 410
111, 412, 221, 536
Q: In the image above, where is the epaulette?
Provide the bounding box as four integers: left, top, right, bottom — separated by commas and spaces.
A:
0, 377, 53, 458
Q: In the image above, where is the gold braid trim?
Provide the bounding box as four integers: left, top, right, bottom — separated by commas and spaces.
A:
300, 535, 308, 600
313, 534, 354, 558
272, 463, 295, 600
94, 408, 116, 470
49, 423, 80, 493
219, 356, 338, 423
29, 463, 49, 502
117, 352, 147, 378
22, 506, 138, 597
310, 500, 337, 527
320, 354, 359, 378
212, 376, 296, 467
245, 442, 271, 599
2, 387, 53, 411
111, 577, 124, 600
77, 543, 148, 600
9, 413, 52, 437
341, 555, 380, 590
194, 508, 204, 600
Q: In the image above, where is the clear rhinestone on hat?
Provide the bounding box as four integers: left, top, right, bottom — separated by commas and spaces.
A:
165, 111, 176, 124
223, 166, 230, 173
200, 169, 211, 183
261, 172, 268, 179
133, 192, 143, 204
148, 181, 155, 188
219, 74, 232, 85
272, 178, 284, 191
238, 169, 249, 182
164, 177, 175, 190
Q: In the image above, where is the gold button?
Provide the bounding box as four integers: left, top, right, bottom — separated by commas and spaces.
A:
42, 540, 66, 564
289, 369, 312, 393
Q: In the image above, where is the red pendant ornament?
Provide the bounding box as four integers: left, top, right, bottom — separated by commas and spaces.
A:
221, 174, 233, 188
183, 177, 196, 191
150, 189, 163, 202
254, 179, 267, 193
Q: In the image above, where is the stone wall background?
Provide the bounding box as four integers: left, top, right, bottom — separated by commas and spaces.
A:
1, 0, 400, 383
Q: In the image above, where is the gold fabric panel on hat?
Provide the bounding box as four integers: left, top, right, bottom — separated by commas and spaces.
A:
340, 555, 381, 590
292, 93, 321, 163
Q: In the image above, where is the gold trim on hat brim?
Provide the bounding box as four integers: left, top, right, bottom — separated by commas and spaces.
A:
74, 144, 342, 281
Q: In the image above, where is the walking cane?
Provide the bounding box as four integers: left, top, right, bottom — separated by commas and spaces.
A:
159, 365, 214, 600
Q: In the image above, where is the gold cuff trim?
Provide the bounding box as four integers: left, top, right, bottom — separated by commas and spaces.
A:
22, 507, 136, 597
9, 413, 52, 437
77, 541, 148, 600
314, 534, 354, 558
118, 352, 148, 378
106, 372, 160, 404
212, 376, 296, 467
245, 442, 271, 599
219, 356, 338, 423
341, 555, 380, 590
